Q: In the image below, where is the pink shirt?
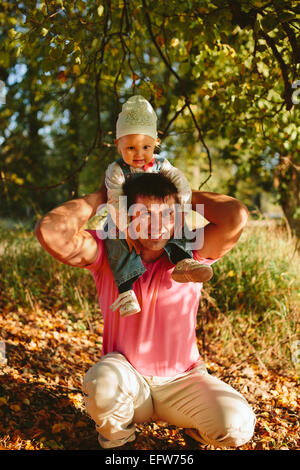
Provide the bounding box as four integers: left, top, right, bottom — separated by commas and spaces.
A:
83, 229, 217, 377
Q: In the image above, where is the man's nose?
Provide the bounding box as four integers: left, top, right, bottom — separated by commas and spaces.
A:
150, 213, 163, 233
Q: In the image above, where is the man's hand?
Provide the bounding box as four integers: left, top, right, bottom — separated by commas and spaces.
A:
35, 179, 107, 267
191, 190, 248, 260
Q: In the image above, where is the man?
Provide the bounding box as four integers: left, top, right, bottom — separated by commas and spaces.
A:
35, 173, 256, 449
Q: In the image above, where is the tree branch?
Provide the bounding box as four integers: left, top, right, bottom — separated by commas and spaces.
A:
161, 103, 188, 137
282, 23, 299, 64
93, 1, 111, 148
260, 28, 294, 110
0, 143, 112, 192
142, 0, 212, 188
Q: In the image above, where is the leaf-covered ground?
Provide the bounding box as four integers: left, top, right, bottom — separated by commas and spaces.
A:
0, 306, 299, 451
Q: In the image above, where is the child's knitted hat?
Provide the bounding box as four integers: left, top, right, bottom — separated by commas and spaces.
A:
116, 95, 157, 140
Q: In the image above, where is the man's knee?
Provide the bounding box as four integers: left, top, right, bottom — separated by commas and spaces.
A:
83, 362, 122, 414
190, 397, 256, 448
212, 400, 256, 448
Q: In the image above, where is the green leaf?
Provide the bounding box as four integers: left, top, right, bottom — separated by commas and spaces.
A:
261, 15, 279, 32
50, 47, 62, 60
76, 0, 86, 12
64, 41, 74, 54
0, 52, 10, 68
257, 61, 269, 77
256, 44, 267, 52
97, 5, 104, 17
41, 58, 54, 71
35, 11, 44, 23
8, 28, 17, 39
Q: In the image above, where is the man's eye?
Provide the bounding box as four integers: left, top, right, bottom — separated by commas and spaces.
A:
162, 209, 174, 217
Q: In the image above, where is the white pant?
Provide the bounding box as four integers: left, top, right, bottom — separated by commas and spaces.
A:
83, 352, 256, 449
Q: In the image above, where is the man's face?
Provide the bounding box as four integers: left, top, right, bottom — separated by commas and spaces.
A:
129, 195, 177, 252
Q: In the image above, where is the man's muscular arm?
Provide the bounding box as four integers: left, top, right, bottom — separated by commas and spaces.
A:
34, 181, 107, 267
192, 191, 248, 260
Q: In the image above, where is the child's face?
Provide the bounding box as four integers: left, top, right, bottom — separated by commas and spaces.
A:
115, 134, 157, 168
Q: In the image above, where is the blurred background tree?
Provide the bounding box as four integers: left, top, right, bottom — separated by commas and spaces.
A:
0, 0, 299, 235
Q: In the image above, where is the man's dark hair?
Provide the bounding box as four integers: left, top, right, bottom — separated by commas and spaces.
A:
123, 173, 179, 210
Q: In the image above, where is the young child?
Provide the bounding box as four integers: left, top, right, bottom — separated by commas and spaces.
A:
104, 95, 213, 317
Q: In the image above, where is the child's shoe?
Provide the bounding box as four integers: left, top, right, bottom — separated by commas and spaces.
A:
110, 290, 141, 317
171, 258, 213, 283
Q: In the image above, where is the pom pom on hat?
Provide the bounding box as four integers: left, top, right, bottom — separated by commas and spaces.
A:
116, 95, 157, 140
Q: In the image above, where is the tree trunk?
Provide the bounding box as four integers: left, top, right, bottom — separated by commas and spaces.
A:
67, 100, 80, 199
276, 156, 300, 239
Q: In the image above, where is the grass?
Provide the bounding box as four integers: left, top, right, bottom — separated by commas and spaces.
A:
198, 222, 300, 375
0, 224, 99, 323
0, 220, 299, 376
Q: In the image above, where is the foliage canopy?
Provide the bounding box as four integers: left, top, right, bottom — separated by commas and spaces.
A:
0, 0, 299, 233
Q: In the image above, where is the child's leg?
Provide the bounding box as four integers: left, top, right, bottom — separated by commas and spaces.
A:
103, 218, 146, 317
165, 222, 214, 283
165, 243, 192, 265
105, 238, 145, 317
118, 276, 140, 294
109, 276, 142, 317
